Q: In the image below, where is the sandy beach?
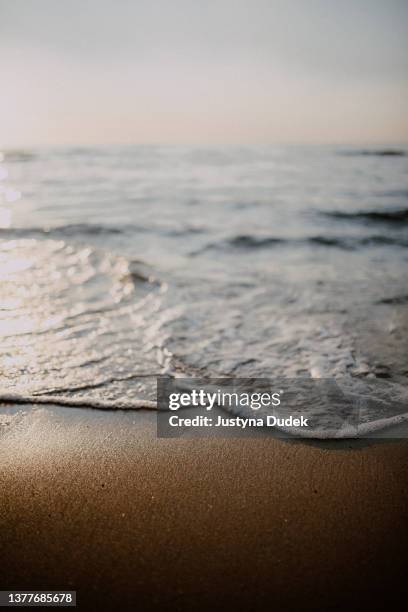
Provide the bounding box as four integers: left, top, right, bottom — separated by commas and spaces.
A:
1, 403, 407, 611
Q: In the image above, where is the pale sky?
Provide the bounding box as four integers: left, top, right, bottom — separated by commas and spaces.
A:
1, 0, 407, 147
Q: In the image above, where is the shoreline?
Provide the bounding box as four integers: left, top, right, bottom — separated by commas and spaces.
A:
1, 403, 407, 610
2, 394, 408, 439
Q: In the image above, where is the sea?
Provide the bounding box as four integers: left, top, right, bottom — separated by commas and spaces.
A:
1, 144, 407, 437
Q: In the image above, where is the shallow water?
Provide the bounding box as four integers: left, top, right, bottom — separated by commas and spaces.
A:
0, 145, 407, 436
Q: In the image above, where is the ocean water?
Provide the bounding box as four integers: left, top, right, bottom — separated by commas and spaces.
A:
1, 144, 407, 436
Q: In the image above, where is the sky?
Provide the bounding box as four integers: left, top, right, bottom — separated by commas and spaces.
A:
1, 0, 407, 146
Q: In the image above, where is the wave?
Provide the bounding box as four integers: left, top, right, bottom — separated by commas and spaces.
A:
0, 223, 206, 240
192, 233, 408, 254
376, 294, 408, 305
3, 391, 407, 438
0, 392, 156, 410
340, 149, 407, 157
0, 223, 127, 239
2, 149, 36, 162
224, 235, 285, 249
324, 208, 408, 224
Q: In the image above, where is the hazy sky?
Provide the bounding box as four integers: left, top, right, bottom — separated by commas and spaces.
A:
1, 0, 407, 146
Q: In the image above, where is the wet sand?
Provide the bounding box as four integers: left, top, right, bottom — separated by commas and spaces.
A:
0, 404, 407, 611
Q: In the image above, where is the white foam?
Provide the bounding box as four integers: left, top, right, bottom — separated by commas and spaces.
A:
272, 411, 408, 439
0, 392, 157, 411
2, 391, 407, 437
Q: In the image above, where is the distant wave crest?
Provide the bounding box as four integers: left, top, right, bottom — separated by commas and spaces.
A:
192, 233, 408, 254
0, 223, 126, 238
339, 149, 407, 157
324, 208, 408, 224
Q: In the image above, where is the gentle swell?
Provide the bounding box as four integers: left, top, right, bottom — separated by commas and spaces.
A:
225, 235, 285, 248
376, 294, 408, 305
192, 233, 408, 254
324, 209, 408, 224
3, 150, 36, 162
0, 224, 206, 240
0, 392, 157, 411
339, 149, 407, 157
0, 224, 127, 238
